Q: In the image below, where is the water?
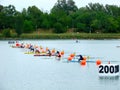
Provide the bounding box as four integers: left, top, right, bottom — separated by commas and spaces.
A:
0, 39, 120, 90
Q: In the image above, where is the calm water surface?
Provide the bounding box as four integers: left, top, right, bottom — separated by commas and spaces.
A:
0, 39, 120, 90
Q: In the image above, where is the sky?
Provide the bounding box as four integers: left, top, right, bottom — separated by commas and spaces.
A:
1, 0, 120, 12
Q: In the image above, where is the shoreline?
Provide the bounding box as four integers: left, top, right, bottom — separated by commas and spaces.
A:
1, 33, 120, 40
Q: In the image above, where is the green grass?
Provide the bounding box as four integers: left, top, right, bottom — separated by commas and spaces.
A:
20, 33, 120, 39
1, 32, 120, 39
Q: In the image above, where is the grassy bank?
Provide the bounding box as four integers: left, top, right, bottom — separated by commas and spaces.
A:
20, 33, 120, 39
1, 33, 120, 39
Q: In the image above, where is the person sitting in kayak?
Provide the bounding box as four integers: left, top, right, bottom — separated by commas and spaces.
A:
55, 51, 62, 59
76, 55, 83, 62
47, 49, 52, 56
20, 43, 25, 48
29, 45, 34, 52
35, 47, 40, 54
16, 41, 20, 47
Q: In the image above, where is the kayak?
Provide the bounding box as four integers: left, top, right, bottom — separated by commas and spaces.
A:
24, 52, 35, 54
11, 45, 20, 48
62, 57, 95, 62
11, 45, 24, 48
63, 60, 96, 63
71, 59, 95, 62
25, 52, 47, 55
34, 54, 55, 56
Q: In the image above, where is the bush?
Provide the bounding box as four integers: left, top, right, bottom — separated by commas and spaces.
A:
23, 20, 34, 33
53, 22, 66, 33
2, 29, 11, 37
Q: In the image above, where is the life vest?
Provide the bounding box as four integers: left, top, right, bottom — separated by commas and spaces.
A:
58, 53, 61, 57
16, 43, 19, 47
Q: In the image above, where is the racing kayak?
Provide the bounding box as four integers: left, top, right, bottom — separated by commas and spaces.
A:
11, 45, 20, 48
25, 52, 47, 54
63, 59, 95, 63
67, 60, 95, 63
34, 54, 55, 56
24, 52, 35, 54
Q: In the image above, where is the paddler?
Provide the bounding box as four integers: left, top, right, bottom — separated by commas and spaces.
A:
47, 49, 52, 56
20, 43, 25, 48
35, 47, 40, 54
15, 41, 20, 47
55, 51, 62, 60
29, 44, 34, 52
76, 54, 83, 62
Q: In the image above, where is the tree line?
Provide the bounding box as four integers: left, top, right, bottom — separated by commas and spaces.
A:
0, 0, 120, 37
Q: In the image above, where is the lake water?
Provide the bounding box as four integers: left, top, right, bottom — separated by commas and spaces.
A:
0, 39, 120, 90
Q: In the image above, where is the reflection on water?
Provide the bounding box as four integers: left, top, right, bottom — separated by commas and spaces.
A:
99, 76, 119, 80
99, 76, 119, 86
98, 76, 120, 90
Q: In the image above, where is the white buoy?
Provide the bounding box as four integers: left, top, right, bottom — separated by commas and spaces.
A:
98, 64, 119, 76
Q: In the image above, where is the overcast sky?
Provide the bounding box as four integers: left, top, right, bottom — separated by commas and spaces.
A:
1, 0, 120, 12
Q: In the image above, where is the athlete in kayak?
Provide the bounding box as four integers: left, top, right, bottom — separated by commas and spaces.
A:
55, 51, 62, 60
76, 55, 83, 62
29, 44, 34, 52
35, 47, 40, 54
47, 49, 52, 56
20, 43, 25, 48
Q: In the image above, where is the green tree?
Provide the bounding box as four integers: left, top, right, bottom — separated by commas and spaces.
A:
27, 6, 43, 29
15, 14, 24, 36
41, 19, 51, 29
2, 29, 11, 37
53, 22, 66, 33
86, 3, 105, 12
104, 17, 119, 33
117, 16, 120, 32
21, 8, 27, 19
0, 5, 3, 12
67, 0, 78, 14
1, 5, 17, 29
41, 13, 51, 29
51, 0, 78, 15
23, 20, 34, 33
2, 5, 17, 16
76, 11, 94, 33
76, 23, 86, 32
105, 5, 120, 17
91, 19, 101, 33
0, 5, 4, 30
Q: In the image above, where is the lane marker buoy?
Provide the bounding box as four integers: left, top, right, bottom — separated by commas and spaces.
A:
80, 60, 86, 66
96, 59, 102, 66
